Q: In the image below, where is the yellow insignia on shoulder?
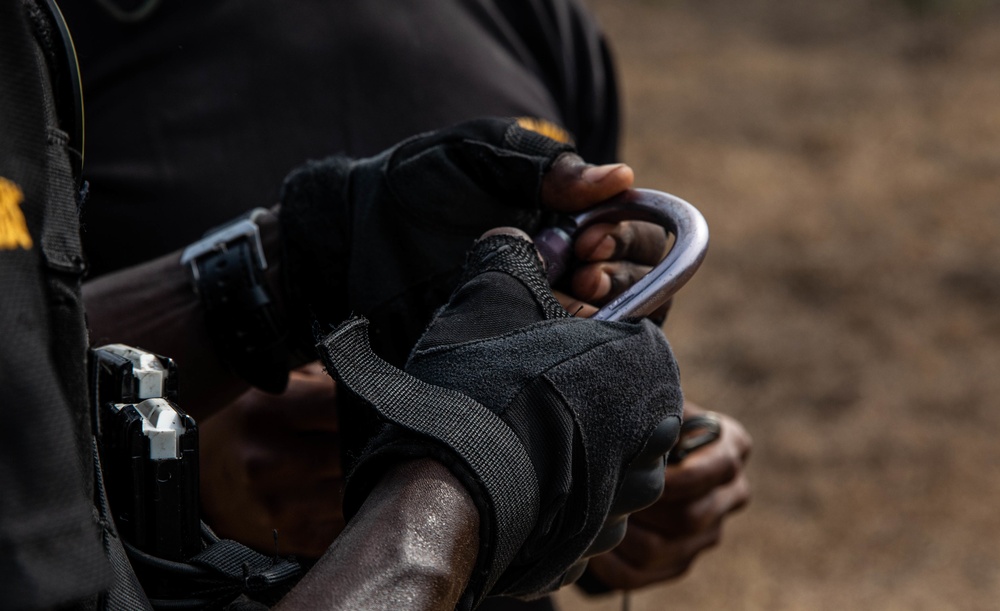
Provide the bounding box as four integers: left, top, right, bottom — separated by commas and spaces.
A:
0, 177, 33, 250
515, 117, 575, 145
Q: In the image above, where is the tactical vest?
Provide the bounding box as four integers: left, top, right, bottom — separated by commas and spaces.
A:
1, 3, 300, 608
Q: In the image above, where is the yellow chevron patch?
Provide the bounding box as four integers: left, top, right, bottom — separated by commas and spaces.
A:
515, 117, 574, 145
0, 177, 33, 250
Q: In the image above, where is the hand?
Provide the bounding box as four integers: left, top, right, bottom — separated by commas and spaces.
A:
539, 153, 674, 321
553, 218, 673, 320
584, 403, 752, 589
540, 153, 672, 319
315, 230, 683, 605
278, 117, 639, 364
198, 362, 345, 558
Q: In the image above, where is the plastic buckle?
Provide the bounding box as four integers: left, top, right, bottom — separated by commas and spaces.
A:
180, 208, 269, 287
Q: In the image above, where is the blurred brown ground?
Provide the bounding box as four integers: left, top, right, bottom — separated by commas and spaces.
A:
557, 0, 1000, 609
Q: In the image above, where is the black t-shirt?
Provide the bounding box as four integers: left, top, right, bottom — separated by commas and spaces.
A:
61, 0, 620, 278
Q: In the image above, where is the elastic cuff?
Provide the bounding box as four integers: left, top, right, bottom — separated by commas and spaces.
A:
277, 156, 354, 350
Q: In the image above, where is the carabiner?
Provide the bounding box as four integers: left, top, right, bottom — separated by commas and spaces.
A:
533, 188, 710, 321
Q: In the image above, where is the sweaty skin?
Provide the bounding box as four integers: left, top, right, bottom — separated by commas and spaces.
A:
273, 458, 479, 611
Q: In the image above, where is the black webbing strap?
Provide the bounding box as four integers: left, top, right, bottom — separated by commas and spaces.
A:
120, 527, 302, 609
192, 233, 289, 393
315, 317, 540, 595
189, 540, 302, 592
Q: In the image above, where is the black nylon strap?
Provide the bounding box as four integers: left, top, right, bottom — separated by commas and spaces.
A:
315, 317, 540, 594
189, 540, 301, 590
193, 236, 288, 393
122, 536, 301, 609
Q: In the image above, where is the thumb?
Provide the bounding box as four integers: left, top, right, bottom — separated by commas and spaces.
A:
389, 117, 576, 216
413, 231, 569, 352
541, 153, 635, 213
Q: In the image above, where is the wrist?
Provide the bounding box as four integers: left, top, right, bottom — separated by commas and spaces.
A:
277, 156, 354, 338
256, 207, 288, 320
180, 208, 292, 392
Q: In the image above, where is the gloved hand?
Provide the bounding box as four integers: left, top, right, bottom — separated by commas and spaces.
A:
314, 230, 684, 608
583, 405, 751, 589
279, 117, 576, 365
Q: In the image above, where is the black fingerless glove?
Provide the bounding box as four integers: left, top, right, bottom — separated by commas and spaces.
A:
278, 117, 575, 365
315, 234, 683, 608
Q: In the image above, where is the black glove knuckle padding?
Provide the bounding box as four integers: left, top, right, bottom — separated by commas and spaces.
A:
279, 117, 575, 365
317, 233, 684, 606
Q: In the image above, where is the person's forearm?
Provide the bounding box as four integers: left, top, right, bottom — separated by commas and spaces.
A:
275, 459, 480, 611
83, 210, 285, 419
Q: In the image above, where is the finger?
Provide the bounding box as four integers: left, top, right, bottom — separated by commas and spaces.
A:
541, 153, 635, 213
586, 550, 668, 590
575, 221, 670, 265
682, 400, 708, 418
610, 417, 680, 516
292, 360, 328, 378
658, 445, 742, 501
415, 233, 564, 352
615, 520, 722, 575
570, 260, 653, 305
631, 472, 750, 536
729, 415, 754, 463
587, 522, 722, 588
658, 414, 752, 501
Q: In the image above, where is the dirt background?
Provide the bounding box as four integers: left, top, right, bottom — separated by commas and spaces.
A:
556, 1, 1000, 609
